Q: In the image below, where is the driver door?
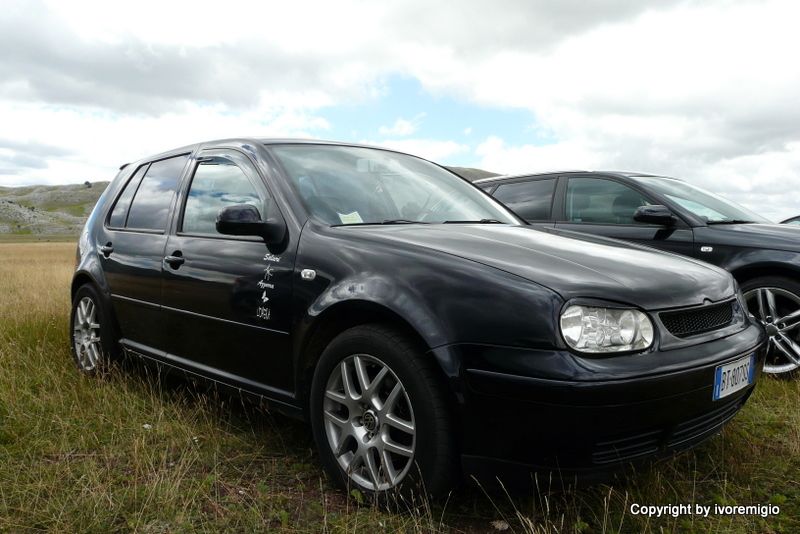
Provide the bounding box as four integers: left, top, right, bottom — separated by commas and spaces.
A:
160, 149, 295, 394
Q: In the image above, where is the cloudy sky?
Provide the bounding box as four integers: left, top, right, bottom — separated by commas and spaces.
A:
1, 0, 799, 220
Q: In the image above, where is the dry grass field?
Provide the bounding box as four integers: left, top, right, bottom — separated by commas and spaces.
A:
0, 241, 798, 533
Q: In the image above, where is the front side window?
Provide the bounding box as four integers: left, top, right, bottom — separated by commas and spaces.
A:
493, 179, 556, 220
565, 178, 650, 224
631, 176, 770, 224
182, 157, 267, 235
126, 154, 189, 231
269, 145, 518, 225
108, 164, 148, 228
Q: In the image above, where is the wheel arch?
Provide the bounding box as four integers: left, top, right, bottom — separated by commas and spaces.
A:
729, 262, 800, 286
294, 299, 448, 414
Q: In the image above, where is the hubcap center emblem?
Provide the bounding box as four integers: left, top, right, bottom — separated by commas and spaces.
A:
362, 411, 378, 433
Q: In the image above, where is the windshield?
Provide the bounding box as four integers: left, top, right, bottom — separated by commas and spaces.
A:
269, 145, 519, 225
631, 176, 771, 224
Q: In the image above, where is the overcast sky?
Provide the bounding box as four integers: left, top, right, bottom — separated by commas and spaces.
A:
1, 0, 798, 220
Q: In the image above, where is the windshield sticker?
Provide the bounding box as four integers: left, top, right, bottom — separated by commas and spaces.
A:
338, 211, 364, 224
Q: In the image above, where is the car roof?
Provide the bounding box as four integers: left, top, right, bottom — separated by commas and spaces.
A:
473, 170, 677, 185
120, 137, 425, 172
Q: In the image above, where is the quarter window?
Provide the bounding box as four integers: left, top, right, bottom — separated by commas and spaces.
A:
565, 178, 650, 224
126, 155, 189, 231
182, 157, 267, 236
108, 164, 148, 228
493, 179, 556, 220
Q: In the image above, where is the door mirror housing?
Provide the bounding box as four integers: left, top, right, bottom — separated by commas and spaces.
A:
634, 204, 676, 226
216, 204, 286, 243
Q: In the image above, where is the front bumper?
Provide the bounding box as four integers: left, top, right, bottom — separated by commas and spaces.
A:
433, 322, 767, 482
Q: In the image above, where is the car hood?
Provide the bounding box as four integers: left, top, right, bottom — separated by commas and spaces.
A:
698, 223, 800, 252
342, 224, 734, 310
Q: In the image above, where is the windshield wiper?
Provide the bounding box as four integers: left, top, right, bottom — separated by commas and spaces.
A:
442, 219, 505, 224
706, 219, 756, 225
332, 219, 429, 227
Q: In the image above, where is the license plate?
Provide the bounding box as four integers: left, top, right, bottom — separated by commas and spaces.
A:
713, 354, 755, 400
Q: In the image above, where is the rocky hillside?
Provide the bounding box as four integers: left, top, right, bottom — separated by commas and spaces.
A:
0, 182, 108, 236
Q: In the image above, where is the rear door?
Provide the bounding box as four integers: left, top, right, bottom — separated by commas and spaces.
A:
160, 149, 294, 394
490, 177, 558, 229
554, 175, 695, 255
99, 154, 190, 352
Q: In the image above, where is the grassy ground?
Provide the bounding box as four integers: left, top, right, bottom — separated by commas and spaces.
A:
0, 242, 797, 533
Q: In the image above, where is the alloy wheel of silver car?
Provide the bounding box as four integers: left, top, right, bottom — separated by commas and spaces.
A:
73, 296, 103, 371
322, 354, 416, 492
744, 287, 800, 374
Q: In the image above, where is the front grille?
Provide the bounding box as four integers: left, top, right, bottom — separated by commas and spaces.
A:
660, 301, 734, 338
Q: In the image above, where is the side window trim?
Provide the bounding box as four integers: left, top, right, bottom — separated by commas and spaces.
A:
117, 153, 191, 234
105, 162, 150, 230
176, 149, 272, 241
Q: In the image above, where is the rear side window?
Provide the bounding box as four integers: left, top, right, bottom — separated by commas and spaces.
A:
126, 155, 189, 231
493, 179, 556, 220
108, 164, 148, 228
182, 157, 268, 235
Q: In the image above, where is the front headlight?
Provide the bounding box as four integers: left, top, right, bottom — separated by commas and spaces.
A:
560, 305, 654, 353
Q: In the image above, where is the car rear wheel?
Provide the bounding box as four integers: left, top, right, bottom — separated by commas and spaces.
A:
309, 324, 457, 499
742, 276, 800, 375
70, 284, 118, 374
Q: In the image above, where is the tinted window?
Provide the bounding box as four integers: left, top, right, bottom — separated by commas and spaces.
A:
494, 179, 556, 220
108, 164, 147, 228
126, 155, 189, 231
566, 178, 651, 224
182, 158, 267, 235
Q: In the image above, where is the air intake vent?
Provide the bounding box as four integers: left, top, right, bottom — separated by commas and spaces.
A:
660, 301, 734, 338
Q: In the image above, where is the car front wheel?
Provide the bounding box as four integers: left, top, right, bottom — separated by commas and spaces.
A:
310, 324, 457, 499
742, 276, 800, 375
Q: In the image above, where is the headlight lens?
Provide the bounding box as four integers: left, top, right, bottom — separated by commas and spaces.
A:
560, 305, 654, 353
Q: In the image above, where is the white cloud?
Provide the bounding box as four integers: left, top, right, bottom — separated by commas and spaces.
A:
378, 113, 426, 136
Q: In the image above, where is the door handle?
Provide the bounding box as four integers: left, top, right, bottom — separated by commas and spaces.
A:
164, 252, 185, 269
100, 243, 113, 257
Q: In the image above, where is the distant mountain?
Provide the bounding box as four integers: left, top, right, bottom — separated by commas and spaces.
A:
0, 182, 109, 236
446, 166, 500, 182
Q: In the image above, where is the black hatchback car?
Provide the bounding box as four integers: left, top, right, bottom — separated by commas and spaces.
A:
72, 140, 766, 496
478, 171, 800, 376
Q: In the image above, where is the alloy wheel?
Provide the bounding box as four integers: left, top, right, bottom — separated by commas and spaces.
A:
322, 354, 416, 492
73, 296, 102, 371
744, 287, 800, 374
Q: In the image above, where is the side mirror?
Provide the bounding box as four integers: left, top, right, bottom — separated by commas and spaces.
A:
634, 204, 676, 226
216, 204, 286, 243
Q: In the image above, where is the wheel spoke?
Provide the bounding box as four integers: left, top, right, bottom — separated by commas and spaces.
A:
775, 333, 800, 365
382, 436, 413, 457
367, 366, 389, 397
364, 449, 381, 488
333, 430, 350, 456
340, 361, 360, 401
353, 356, 371, 394
324, 409, 348, 428
764, 289, 778, 320
382, 383, 403, 414
89, 343, 101, 367
385, 413, 414, 434
380, 449, 397, 485
325, 388, 348, 405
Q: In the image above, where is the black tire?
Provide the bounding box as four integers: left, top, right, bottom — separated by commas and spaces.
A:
309, 324, 458, 500
69, 284, 120, 374
740, 276, 800, 377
